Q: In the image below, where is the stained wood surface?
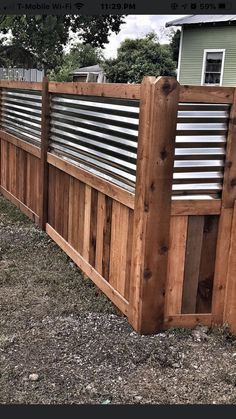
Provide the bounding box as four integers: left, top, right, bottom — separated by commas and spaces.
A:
0, 80, 42, 91
181, 216, 204, 313
222, 88, 236, 208
165, 216, 188, 316
223, 203, 236, 333
0, 130, 40, 158
212, 208, 233, 323
129, 76, 180, 334
171, 200, 221, 216
196, 216, 219, 313
179, 85, 234, 104
49, 81, 141, 99
164, 313, 214, 329
46, 224, 129, 315
47, 153, 134, 210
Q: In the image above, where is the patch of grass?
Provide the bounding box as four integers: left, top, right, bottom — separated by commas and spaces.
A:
0, 195, 32, 224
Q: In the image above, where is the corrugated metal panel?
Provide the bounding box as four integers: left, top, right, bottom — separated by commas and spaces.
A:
49, 95, 229, 199
50, 94, 139, 192
179, 27, 236, 86
1, 89, 42, 145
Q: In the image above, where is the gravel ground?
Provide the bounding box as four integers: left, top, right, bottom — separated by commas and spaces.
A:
0, 194, 236, 405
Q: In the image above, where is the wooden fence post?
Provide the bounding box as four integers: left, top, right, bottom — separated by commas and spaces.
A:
128, 76, 180, 334
39, 76, 50, 230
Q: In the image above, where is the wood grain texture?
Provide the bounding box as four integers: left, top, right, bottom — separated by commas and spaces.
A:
165, 216, 188, 316
95, 192, 106, 275
82, 185, 92, 260
179, 85, 234, 104
54, 168, 70, 240
48, 165, 56, 228
49, 81, 140, 99
164, 314, 214, 329
222, 87, 236, 208
109, 201, 130, 297
181, 216, 204, 314
223, 203, 236, 333
0, 130, 40, 158
102, 196, 112, 282
47, 152, 134, 210
46, 223, 129, 315
0, 80, 42, 90
196, 216, 219, 314
129, 76, 180, 334
89, 189, 98, 268
1, 140, 9, 189
171, 200, 221, 216
212, 208, 233, 323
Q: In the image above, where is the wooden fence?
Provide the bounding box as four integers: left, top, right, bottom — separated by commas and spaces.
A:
0, 77, 236, 335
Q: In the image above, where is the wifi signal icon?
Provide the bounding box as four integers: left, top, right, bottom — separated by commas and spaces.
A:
74, 2, 84, 10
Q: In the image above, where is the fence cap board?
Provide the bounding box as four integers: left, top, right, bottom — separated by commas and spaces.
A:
0, 80, 42, 91
48, 81, 141, 100
179, 85, 234, 104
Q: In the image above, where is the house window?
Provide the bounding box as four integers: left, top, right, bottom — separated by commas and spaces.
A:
201, 50, 225, 86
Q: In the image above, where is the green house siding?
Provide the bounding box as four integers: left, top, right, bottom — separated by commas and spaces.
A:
179, 26, 236, 86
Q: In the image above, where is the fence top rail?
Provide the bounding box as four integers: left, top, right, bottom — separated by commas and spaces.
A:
179, 85, 235, 104
48, 81, 141, 100
0, 80, 42, 91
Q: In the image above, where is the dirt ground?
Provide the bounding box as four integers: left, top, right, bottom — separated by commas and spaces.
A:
0, 195, 236, 405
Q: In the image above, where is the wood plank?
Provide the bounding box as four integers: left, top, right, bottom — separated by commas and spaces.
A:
171, 200, 221, 216
95, 192, 106, 275
124, 210, 134, 301
109, 202, 129, 297
39, 77, 50, 229
82, 185, 92, 261
8, 143, 17, 196
165, 216, 188, 316
129, 76, 180, 334
77, 181, 86, 255
102, 196, 113, 282
48, 81, 140, 99
223, 202, 236, 333
54, 169, 70, 240
48, 165, 56, 228
212, 208, 233, 323
1, 140, 8, 189
0, 186, 39, 224
222, 87, 236, 208
47, 152, 134, 210
196, 216, 219, 313
46, 223, 129, 316
181, 216, 204, 314
179, 85, 234, 104
89, 189, 98, 268
164, 314, 214, 329
0, 130, 40, 158
0, 80, 42, 91
68, 177, 81, 250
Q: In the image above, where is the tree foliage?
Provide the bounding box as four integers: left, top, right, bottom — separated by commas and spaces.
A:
169, 29, 181, 64
48, 43, 104, 82
103, 32, 176, 84
0, 15, 125, 72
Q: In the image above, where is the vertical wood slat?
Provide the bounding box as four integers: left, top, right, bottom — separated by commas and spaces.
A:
128, 76, 180, 334
48, 165, 56, 228
95, 192, 106, 275
54, 169, 70, 240
1, 140, 8, 189
181, 216, 204, 314
8, 143, 17, 196
222, 87, 236, 208
223, 202, 236, 333
89, 189, 98, 267
196, 216, 219, 314
109, 201, 130, 297
39, 76, 50, 229
124, 209, 134, 301
212, 208, 233, 323
102, 196, 112, 282
165, 216, 188, 316
68, 177, 80, 250
82, 185, 92, 260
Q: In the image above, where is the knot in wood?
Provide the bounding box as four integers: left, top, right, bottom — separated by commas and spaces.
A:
160, 149, 168, 161
159, 245, 168, 255
144, 202, 149, 212
143, 269, 152, 281
225, 160, 232, 169
230, 178, 236, 187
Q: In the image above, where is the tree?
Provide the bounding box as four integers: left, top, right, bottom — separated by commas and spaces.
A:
0, 15, 125, 73
169, 29, 181, 64
48, 43, 104, 82
103, 32, 176, 84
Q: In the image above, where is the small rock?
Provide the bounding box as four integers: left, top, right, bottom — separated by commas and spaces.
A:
134, 396, 142, 401
172, 363, 180, 368
29, 373, 39, 381
232, 353, 236, 357
101, 399, 111, 405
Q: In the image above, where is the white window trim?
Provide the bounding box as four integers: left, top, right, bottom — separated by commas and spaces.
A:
201, 49, 225, 86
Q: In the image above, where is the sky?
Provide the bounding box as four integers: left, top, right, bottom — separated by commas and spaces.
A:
103, 15, 187, 58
